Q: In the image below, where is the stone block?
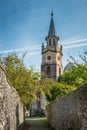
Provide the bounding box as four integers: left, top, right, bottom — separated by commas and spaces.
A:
0, 65, 24, 130
46, 84, 87, 130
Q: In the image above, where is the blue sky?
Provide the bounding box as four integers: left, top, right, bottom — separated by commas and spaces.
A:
0, 0, 87, 71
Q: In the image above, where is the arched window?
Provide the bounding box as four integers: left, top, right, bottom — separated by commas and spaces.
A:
47, 66, 51, 76
53, 38, 55, 45
49, 39, 51, 46
59, 68, 61, 76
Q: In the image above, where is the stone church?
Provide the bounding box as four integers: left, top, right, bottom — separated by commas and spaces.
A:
41, 11, 63, 80
30, 11, 63, 117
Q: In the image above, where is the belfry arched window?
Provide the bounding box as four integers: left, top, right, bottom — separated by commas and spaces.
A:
49, 39, 51, 46
53, 38, 55, 45
47, 66, 51, 76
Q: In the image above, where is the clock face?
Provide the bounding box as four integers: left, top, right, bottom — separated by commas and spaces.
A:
47, 56, 51, 60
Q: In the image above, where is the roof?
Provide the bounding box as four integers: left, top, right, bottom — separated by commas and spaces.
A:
64, 62, 73, 71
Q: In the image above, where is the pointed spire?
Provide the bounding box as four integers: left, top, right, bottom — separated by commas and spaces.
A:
48, 10, 56, 36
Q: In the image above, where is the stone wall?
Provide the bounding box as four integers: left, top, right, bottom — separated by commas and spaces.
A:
0, 65, 24, 130
46, 84, 87, 130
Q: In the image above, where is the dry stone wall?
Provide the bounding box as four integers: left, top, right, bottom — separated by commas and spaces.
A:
0, 65, 24, 130
46, 84, 87, 130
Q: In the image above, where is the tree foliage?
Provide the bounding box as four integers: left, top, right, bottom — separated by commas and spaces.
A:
59, 51, 87, 87
0, 53, 40, 105
59, 65, 87, 87
45, 82, 76, 102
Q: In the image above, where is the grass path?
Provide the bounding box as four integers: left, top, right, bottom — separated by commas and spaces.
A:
22, 117, 51, 130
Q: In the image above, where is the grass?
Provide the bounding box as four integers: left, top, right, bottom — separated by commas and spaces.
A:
25, 117, 51, 130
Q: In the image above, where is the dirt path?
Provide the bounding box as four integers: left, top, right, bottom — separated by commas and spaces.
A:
22, 118, 51, 130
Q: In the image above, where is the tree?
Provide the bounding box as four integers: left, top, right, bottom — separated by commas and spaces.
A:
0, 53, 40, 105
59, 51, 87, 87
45, 82, 76, 102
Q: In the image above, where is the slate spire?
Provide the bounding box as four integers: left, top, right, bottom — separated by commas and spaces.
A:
48, 10, 56, 36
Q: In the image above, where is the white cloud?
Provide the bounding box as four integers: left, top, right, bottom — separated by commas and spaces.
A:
0, 38, 87, 54
64, 43, 87, 49
61, 38, 87, 45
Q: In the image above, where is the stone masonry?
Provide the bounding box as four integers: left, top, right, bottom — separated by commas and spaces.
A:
0, 64, 24, 130
46, 84, 87, 130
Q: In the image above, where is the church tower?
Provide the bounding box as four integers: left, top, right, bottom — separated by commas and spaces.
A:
41, 11, 63, 80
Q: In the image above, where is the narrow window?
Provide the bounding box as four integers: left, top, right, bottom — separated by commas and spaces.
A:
49, 39, 51, 46
47, 66, 51, 76
53, 38, 55, 45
